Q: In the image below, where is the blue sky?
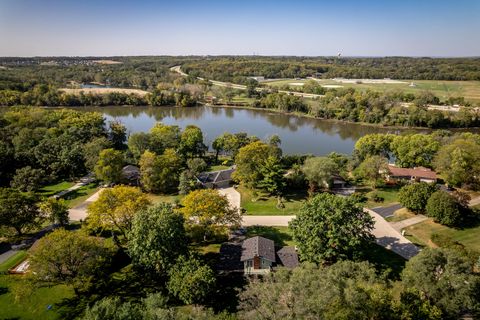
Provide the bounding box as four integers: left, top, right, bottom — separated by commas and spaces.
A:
0, 0, 479, 56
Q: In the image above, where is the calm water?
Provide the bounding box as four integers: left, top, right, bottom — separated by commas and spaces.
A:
76, 106, 405, 155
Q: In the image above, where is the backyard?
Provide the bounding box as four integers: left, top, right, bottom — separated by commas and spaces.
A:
238, 186, 307, 215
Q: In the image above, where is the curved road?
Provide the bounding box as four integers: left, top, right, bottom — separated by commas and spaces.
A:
171, 66, 324, 99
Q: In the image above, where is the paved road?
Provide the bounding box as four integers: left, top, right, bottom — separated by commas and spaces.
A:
390, 215, 429, 232
371, 203, 403, 218
171, 66, 324, 99
0, 250, 17, 264
54, 173, 95, 198
69, 188, 104, 221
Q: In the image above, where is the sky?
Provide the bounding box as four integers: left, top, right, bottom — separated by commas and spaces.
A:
0, 0, 479, 57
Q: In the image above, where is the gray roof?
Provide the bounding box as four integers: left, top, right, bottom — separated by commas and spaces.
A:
197, 168, 235, 184
276, 246, 299, 269
240, 236, 276, 262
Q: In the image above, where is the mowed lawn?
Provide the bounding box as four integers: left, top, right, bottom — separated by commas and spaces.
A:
239, 187, 306, 216
263, 79, 480, 103
0, 275, 74, 320
405, 219, 480, 252
38, 181, 75, 197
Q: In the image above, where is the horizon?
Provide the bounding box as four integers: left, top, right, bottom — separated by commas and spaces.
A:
1, 0, 479, 57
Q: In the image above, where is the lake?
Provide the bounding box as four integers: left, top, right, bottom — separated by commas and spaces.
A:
76, 106, 405, 155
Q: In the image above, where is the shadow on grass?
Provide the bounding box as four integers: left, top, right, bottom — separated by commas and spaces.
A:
246, 226, 292, 246
206, 272, 247, 313
61, 182, 99, 202
360, 243, 406, 280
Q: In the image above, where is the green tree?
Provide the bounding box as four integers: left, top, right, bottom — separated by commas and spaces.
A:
38, 197, 69, 226
182, 189, 241, 240
83, 137, 112, 171
394, 288, 443, 320
257, 155, 285, 195
127, 132, 152, 164
10, 166, 45, 192
425, 191, 464, 227
149, 123, 181, 154
108, 120, 127, 150
355, 155, 388, 188
354, 133, 394, 161
82, 297, 142, 320
0, 188, 40, 235
233, 141, 281, 189
167, 255, 216, 305
301, 156, 339, 191
391, 134, 439, 168
402, 248, 480, 318
29, 229, 113, 294
179, 125, 206, 158
434, 138, 480, 188
139, 149, 182, 194
128, 203, 188, 274
86, 186, 150, 241
239, 261, 393, 320
289, 193, 374, 263
94, 148, 124, 184
398, 182, 437, 214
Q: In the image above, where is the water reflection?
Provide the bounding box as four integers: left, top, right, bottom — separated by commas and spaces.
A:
73, 106, 405, 155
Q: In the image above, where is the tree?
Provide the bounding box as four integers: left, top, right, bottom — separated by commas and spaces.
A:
139, 149, 182, 194
182, 189, 241, 240
94, 148, 124, 184
149, 123, 181, 154
83, 137, 112, 171
10, 166, 45, 192
127, 132, 152, 164
179, 125, 206, 158
301, 156, 339, 191
128, 203, 188, 274
391, 134, 439, 168
38, 197, 69, 226
354, 133, 394, 161
29, 229, 113, 294
245, 78, 258, 97
86, 186, 150, 241
239, 261, 393, 320
425, 191, 464, 227
233, 141, 281, 189
82, 297, 142, 320
394, 288, 443, 320
108, 120, 127, 150
289, 193, 374, 263
257, 156, 285, 195
0, 188, 40, 235
434, 138, 480, 188
355, 155, 388, 188
167, 255, 216, 305
402, 248, 480, 318
398, 182, 437, 214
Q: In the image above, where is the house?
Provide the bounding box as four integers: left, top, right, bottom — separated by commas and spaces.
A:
240, 236, 299, 275
386, 165, 437, 184
196, 167, 235, 189
332, 174, 347, 189
122, 165, 140, 185
248, 76, 265, 82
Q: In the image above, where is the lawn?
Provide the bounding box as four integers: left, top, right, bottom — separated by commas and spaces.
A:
246, 226, 295, 246
62, 182, 100, 208
263, 79, 480, 103
146, 193, 184, 205
362, 185, 401, 208
0, 250, 27, 273
405, 219, 480, 252
0, 275, 74, 320
38, 181, 75, 197
386, 208, 416, 223
239, 187, 307, 216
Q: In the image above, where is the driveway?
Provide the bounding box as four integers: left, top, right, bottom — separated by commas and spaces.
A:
371, 203, 403, 218
218, 187, 241, 212
390, 215, 429, 232
68, 188, 104, 221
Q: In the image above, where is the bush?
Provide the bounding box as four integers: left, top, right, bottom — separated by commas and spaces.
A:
425, 191, 463, 227
398, 182, 437, 213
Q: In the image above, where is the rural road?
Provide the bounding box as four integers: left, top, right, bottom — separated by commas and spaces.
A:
171, 66, 324, 99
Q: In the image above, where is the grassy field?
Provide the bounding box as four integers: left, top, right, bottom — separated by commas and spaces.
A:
263, 79, 480, 103
59, 87, 149, 96
0, 275, 73, 320
38, 181, 75, 197
361, 185, 401, 208
405, 219, 480, 252
0, 251, 27, 273
386, 208, 416, 223
62, 182, 100, 208
239, 187, 306, 216
146, 193, 184, 205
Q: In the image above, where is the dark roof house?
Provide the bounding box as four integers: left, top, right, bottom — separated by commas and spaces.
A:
197, 167, 235, 189
122, 165, 140, 185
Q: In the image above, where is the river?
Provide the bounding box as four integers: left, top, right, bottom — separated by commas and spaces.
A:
76, 106, 406, 155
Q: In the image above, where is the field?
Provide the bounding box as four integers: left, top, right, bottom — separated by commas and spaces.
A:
239, 187, 306, 216
405, 219, 480, 252
62, 182, 100, 208
38, 181, 75, 197
59, 87, 150, 96
263, 79, 480, 103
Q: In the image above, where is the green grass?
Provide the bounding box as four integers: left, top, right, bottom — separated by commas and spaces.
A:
363, 185, 401, 208
246, 226, 295, 246
239, 187, 307, 216
146, 193, 184, 205
386, 208, 416, 222
0, 275, 74, 320
405, 219, 480, 252
62, 182, 100, 208
38, 181, 75, 197
263, 79, 480, 103
0, 251, 27, 273
208, 165, 231, 171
